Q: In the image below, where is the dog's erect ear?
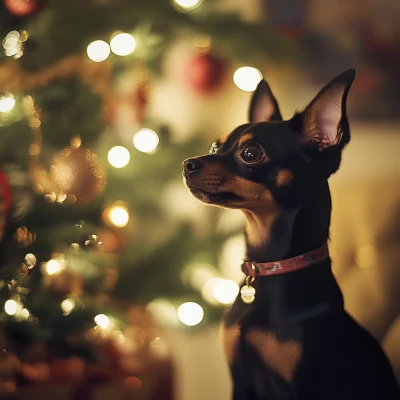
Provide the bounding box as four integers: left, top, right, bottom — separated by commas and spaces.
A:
298, 69, 355, 151
249, 79, 282, 123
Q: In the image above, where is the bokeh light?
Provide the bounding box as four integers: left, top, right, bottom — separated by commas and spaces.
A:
108, 146, 131, 168
108, 205, 130, 228
94, 313, 110, 329
0, 94, 16, 112
172, 0, 202, 11
133, 128, 159, 154
4, 299, 18, 316
147, 298, 179, 327
61, 298, 76, 316
87, 40, 110, 62
45, 258, 63, 275
177, 302, 204, 326
233, 66, 263, 92
110, 33, 136, 56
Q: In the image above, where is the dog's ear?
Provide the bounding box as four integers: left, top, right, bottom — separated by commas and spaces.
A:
297, 69, 355, 151
249, 79, 282, 123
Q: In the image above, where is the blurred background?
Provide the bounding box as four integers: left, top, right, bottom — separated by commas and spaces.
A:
0, 0, 399, 399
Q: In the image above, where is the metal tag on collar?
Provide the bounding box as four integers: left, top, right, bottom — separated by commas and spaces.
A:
240, 275, 256, 304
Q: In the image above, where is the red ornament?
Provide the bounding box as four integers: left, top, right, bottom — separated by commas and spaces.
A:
3, 0, 47, 17
185, 53, 226, 95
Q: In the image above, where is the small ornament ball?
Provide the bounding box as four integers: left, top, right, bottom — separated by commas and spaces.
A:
3, 0, 48, 17
185, 53, 226, 94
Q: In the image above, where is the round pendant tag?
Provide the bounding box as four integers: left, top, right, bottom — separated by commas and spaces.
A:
240, 285, 256, 304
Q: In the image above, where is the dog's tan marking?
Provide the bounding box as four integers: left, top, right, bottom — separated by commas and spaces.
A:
243, 209, 279, 248
220, 324, 241, 365
246, 329, 302, 381
219, 134, 229, 145
275, 169, 293, 187
238, 133, 255, 146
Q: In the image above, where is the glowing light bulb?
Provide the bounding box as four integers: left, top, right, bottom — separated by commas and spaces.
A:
110, 33, 136, 56
233, 66, 263, 92
19, 308, 30, 319
177, 302, 204, 326
0, 94, 15, 112
61, 298, 76, 316
45, 259, 63, 275
94, 314, 110, 329
4, 299, 18, 315
133, 128, 159, 154
173, 0, 202, 11
87, 40, 110, 62
212, 279, 239, 305
108, 205, 129, 228
108, 146, 130, 168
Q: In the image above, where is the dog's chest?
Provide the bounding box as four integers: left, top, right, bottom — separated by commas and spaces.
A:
221, 299, 303, 385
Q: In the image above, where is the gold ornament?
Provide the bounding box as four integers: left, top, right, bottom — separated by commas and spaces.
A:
50, 145, 106, 205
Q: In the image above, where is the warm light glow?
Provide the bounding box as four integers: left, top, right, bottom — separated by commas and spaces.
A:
110, 33, 136, 56
94, 313, 110, 329
87, 40, 110, 62
133, 128, 159, 154
233, 66, 263, 92
19, 308, 30, 319
173, 0, 202, 11
108, 205, 129, 228
0, 94, 16, 112
146, 299, 179, 327
212, 279, 239, 305
45, 259, 63, 275
177, 302, 204, 326
108, 146, 130, 168
5, 300, 18, 316
61, 298, 76, 316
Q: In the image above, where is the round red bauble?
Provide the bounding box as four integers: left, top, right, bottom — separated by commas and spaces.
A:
3, 0, 47, 17
185, 53, 226, 95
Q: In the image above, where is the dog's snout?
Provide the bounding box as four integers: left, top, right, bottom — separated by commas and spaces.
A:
184, 158, 204, 176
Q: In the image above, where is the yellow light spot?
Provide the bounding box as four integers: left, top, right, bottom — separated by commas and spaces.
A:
45, 258, 64, 275
5, 300, 19, 316
177, 302, 204, 326
19, 308, 30, 319
233, 67, 263, 92
94, 313, 110, 329
108, 205, 129, 228
173, 0, 202, 11
211, 278, 239, 305
87, 40, 110, 62
110, 33, 136, 56
61, 298, 75, 316
108, 146, 130, 168
0, 94, 15, 112
133, 128, 159, 154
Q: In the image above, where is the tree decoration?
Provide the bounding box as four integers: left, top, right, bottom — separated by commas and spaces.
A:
185, 53, 227, 94
50, 144, 106, 205
3, 0, 48, 17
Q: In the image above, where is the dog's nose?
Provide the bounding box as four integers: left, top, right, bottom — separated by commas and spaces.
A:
184, 158, 204, 176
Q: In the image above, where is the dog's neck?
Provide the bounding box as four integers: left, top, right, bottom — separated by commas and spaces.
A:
243, 181, 331, 263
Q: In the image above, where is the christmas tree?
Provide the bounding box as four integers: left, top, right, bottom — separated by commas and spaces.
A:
0, 0, 290, 396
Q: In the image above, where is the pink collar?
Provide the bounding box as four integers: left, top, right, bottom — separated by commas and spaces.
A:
241, 242, 329, 277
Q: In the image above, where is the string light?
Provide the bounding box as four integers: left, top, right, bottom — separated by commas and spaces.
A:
4, 299, 19, 316
233, 66, 263, 92
177, 302, 204, 326
2, 30, 26, 59
110, 33, 136, 56
87, 40, 110, 62
0, 94, 15, 112
94, 314, 110, 329
61, 298, 75, 316
44, 254, 65, 275
108, 205, 129, 228
133, 128, 159, 154
107, 146, 130, 168
172, 0, 202, 12
211, 279, 239, 305
19, 308, 30, 320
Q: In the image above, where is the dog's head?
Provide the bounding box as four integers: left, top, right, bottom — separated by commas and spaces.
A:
183, 70, 355, 211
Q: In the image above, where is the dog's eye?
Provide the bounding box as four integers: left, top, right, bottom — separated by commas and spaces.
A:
209, 141, 218, 155
241, 144, 263, 163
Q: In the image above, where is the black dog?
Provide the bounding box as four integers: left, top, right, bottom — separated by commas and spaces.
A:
183, 70, 400, 399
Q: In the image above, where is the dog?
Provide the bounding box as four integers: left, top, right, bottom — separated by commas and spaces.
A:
183, 70, 400, 399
